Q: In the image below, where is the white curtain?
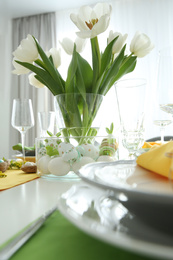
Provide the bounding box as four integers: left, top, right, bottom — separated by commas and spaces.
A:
10, 12, 56, 155
55, 0, 173, 139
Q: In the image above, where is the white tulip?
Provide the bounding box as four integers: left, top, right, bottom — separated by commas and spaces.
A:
12, 58, 30, 75
13, 34, 39, 63
130, 31, 154, 58
108, 30, 128, 54
46, 48, 61, 68
28, 73, 45, 88
70, 3, 112, 39
60, 37, 87, 55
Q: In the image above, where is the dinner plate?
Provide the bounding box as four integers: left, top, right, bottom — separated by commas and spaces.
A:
76, 160, 173, 231
57, 183, 173, 260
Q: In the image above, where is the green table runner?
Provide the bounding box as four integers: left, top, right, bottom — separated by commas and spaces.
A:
10, 211, 159, 260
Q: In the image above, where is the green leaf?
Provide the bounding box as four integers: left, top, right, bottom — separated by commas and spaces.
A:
55, 132, 61, 137
99, 45, 127, 95
100, 37, 117, 75
15, 61, 62, 96
91, 37, 101, 92
35, 59, 65, 88
65, 45, 78, 93
76, 52, 93, 93
110, 122, 114, 134
33, 38, 63, 82
32, 37, 65, 93
12, 143, 35, 151
46, 146, 59, 156
113, 56, 137, 82
106, 127, 110, 134
47, 131, 54, 136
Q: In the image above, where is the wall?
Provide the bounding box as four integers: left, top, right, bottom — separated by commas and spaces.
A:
0, 4, 12, 159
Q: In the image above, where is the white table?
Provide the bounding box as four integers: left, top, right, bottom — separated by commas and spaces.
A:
0, 178, 77, 246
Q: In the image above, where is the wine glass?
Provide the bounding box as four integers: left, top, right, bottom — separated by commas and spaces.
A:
11, 99, 35, 161
115, 78, 146, 159
38, 111, 56, 137
152, 47, 173, 142
152, 91, 173, 143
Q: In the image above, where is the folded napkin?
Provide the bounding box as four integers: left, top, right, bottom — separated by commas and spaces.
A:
0, 170, 39, 191
136, 141, 173, 179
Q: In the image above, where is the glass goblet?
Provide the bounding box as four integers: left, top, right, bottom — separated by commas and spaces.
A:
11, 99, 35, 161
115, 78, 146, 159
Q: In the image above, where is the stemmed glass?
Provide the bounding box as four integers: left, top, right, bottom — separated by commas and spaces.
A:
152, 47, 173, 142
11, 99, 35, 161
115, 78, 146, 159
152, 91, 172, 143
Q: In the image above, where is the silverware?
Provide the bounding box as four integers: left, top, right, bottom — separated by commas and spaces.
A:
0, 206, 57, 260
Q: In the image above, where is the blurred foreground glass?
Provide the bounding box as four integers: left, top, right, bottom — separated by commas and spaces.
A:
11, 99, 35, 161
115, 78, 146, 159
38, 111, 56, 137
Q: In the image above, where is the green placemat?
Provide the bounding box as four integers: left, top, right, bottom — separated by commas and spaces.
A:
9, 211, 159, 260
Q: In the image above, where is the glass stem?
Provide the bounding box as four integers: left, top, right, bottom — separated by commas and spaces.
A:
21, 131, 26, 161
160, 127, 165, 143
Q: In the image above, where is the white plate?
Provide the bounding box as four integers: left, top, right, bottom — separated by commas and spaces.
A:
77, 160, 173, 229
58, 183, 173, 260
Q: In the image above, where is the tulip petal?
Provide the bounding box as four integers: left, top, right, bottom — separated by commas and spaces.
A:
12, 58, 30, 75
130, 31, 154, 58
60, 38, 74, 55
13, 34, 39, 63
28, 73, 45, 88
47, 48, 61, 68
70, 3, 112, 39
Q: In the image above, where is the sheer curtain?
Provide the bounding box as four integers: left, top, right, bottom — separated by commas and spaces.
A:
55, 0, 173, 139
10, 12, 56, 155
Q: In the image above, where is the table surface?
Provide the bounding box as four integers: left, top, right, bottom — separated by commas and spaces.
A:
0, 177, 77, 246
0, 174, 172, 260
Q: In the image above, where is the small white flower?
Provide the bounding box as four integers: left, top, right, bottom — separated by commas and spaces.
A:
130, 31, 154, 58
28, 73, 45, 88
13, 34, 39, 63
60, 37, 87, 55
108, 30, 128, 54
12, 58, 30, 75
46, 48, 61, 68
70, 3, 112, 39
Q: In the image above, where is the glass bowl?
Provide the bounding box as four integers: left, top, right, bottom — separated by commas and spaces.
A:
35, 135, 119, 180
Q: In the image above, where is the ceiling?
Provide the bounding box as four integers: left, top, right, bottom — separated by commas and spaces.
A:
1, 0, 107, 18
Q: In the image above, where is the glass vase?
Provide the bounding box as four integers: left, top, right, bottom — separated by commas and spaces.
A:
54, 93, 105, 139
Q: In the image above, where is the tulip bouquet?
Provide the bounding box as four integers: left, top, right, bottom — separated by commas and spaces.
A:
12, 2, 154, 138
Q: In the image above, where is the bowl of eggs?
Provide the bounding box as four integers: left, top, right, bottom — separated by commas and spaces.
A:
35, 135, 119, 180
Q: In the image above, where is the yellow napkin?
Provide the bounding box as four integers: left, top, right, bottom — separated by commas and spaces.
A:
136, 141, 173, 179
0, 169, 39, 191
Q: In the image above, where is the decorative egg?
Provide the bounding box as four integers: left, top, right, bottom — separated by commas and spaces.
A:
37, 155, 52, 174
81, 143, 99, 160
48, 157, 71, 176
58, 142, 75, 156
24, 162, 36, 166
16, 159, 24, 163
99, 137, 118, 156
76, 145, 85, 156
72, 156, 94, 173
97, 155, 116, 162
62, 148, 79, 163
0, 159, 4, 163
45, 138, 60, 149
38, 147, 47, 159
